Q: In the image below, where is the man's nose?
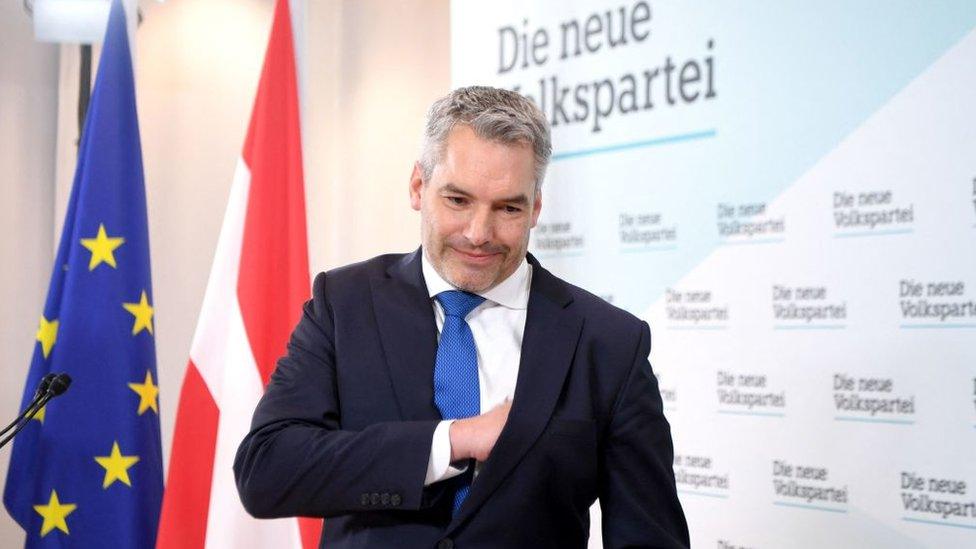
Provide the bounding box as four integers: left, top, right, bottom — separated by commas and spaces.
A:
463, 207, 493, 247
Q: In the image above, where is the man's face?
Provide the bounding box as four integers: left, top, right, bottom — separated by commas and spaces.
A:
410, 125, 542, 293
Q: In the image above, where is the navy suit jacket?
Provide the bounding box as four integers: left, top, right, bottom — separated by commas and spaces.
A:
234, 249, 689, 548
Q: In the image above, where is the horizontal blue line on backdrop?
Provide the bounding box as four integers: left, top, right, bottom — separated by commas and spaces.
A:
717, 409, 785, 418
899, 323, 976, 330
552, 129, 717, 161
718, 237, 785, 246
678, 490, 729, 499
834, 228, 914, 238
774, 324, 847, 330
902, 516, 976, 530
666, 325, 728, 331
774, 501, 847, 514
835, 416, 914, 425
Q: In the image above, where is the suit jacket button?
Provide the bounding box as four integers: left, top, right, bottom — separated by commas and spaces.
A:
391, 494, 402, 506
370, 493, 380, 506
381, 493, 390, 505
360, 493, 369, 506
437, 539, 454, 549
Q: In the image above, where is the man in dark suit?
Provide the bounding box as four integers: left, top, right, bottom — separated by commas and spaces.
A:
234, 86, 689, 548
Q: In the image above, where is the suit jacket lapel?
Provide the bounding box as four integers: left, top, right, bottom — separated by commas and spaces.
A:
448, 255, 583, 532
370, 248, 442, 421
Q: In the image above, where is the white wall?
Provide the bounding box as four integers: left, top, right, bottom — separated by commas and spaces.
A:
306, 0, 451, 270
0, 3, 60, 544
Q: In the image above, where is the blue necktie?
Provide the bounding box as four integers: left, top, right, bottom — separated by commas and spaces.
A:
433, 290, 485, 514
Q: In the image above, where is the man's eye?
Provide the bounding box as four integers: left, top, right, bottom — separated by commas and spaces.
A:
504, 205, 522, 214
446, 196, 467, 206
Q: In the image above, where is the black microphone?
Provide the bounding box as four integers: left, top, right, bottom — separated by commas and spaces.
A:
0, 373, 73, 450
19, 373, 67, 427
35, 373, 58, 397
0, 373, 57, 439
47, 373, 72, 397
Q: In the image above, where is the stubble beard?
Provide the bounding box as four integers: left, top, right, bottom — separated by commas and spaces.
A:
421, 208, 529, 293
432, 242, 508, 293
424, 227, 516, 294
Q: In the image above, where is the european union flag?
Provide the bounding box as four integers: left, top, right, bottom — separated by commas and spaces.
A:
3, 1, 163, 546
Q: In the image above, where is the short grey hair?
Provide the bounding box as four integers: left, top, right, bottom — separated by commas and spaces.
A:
419, 86, 552, 191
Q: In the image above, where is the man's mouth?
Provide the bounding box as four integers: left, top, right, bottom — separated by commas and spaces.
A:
452, 248, 501, 264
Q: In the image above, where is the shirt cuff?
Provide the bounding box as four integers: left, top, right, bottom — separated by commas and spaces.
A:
424, 420, 468, 486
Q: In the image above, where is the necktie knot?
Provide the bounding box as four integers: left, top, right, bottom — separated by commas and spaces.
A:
436, 290, 485, 319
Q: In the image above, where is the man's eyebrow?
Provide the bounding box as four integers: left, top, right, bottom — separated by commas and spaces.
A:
441, 183, 474, 197
441, 183, 529, 205
498, 194, 530, 206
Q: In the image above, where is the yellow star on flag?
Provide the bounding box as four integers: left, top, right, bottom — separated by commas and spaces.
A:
79, 223, 125, 270
94, 441, 140, 488
128, 370, 159, 415
36, 316, 59, 359
33, 489, 77, 537
32, 404, 46, 424
122, 290, 154, 335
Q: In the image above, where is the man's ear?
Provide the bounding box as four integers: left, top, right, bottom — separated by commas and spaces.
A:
409, 162, 424, 211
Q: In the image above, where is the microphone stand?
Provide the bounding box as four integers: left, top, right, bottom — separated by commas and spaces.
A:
0, 373, 72, 450
0, 373, 55, 439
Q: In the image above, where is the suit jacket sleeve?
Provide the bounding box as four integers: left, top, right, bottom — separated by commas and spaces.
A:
234, 272, 439, 518
599, 321, 690, 548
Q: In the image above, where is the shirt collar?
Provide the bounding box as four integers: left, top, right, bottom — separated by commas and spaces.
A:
421, 248, 531, 310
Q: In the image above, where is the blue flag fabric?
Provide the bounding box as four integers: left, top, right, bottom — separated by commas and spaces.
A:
3, 1, 164, 546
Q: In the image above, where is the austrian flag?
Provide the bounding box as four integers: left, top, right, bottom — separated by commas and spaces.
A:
156, 1, 320, 548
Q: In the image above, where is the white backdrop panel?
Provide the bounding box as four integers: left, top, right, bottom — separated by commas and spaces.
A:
452, 1, 976, 547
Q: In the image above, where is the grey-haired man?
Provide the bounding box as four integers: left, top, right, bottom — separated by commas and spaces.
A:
235, 86, 689, 548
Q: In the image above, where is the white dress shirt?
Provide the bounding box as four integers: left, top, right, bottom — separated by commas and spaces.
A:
421, 249, 532, 485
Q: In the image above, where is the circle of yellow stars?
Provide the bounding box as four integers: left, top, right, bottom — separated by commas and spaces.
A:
33, 222, 154, 362
28, 221, 161, 537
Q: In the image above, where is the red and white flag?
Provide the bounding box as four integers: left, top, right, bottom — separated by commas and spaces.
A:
157, 1, 320, 547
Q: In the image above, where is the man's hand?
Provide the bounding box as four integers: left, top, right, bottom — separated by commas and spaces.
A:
449, 400, 512, 463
